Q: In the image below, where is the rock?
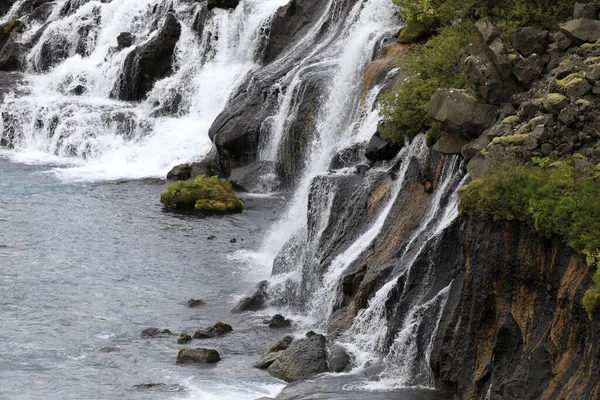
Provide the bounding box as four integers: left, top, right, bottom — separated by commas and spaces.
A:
207, 0, 239, 11
269, 335, 294, 353
542, 93, 569, 113
176, 348, 220, 364
116, 32, 134, 49
166, 163, 191, 181
230, 238, 237, 243
141, 328, 172, 338
230, 161, 276, 192
0, 40, 25, 71
466, 153, 493, 180
267, 314, 292, 329
559, 104, 582, 125
111, 13, 181, 101
513, 54, 546, 86
355, 164, 370, 175
267, 333, 329, 382
517, 99, 543, 121
207, 235, 216, 240
560, 19, 600, 44
328, 344, 351, 373
231, 280, 269, 313
428, 89, 499, 140
509, 27, 550, 57
329, 142, 366, 170
185, 299, 205, 308
574, 3, 600, 20
540, 143, 554, 156
433, 134, 468, 155
254, 351, 281, 369
365, 132, 401, 162
462, 134, 491, 160
193, 322, 233, 339
178, 334, 192, 344
564, 77, 592, 98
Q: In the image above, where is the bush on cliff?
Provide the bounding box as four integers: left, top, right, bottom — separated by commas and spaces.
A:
458, 159, 600, 317
378, 22, 473, 143
160, 175, 243, 213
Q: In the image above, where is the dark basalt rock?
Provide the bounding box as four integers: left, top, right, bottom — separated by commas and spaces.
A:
166, 163, 192, 181
176, 348, 220, 364
207, 0, 239, 11
365, 132, 400, 162
327, 344, 351, 373
185, 298, 205, 308
230, 161, 277, 192
509, 27, 550, 57
116, 32, 134, 49
193, 322, 233, 339
266, 314, 292, 329
560, 18, 600, 44
329, 142, 367, 170
111, 13, 181, 101
267, 332, 329, 382
574, 2, 600, 20
230, 280, 269, 313
141, 327, 173, 338
177, 333, 192, 344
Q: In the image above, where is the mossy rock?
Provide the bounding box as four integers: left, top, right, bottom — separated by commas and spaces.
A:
398, 21, 435, 44
160, 175, 243, 214
501, 116, 520, 125
542, 93, 569, 113
491, 133, 529, 146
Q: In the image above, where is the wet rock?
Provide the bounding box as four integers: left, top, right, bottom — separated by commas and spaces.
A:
0, 20, 23, 56
328, 344, 351, 373
355, 164, 370, 175
230, 238, 237, 243
365, 132, 400, 162
176, 348, 220, 364
267, 332, 329, 382
269, 335, 294, 353
560, 19, 600, 44
231, 280, 269, 313
0, 41, 26, 71
207, 0, 239, 11
509, 27, 550, 57
116, 32, 134, 49
207, 235, 216, 240
267, 314, 292, 329
230, 161, 276, 192
28, 2, 55, 22
166, 164, 191, 181
254, 352, 281, 369
185, 298, 206, 308
329, 142, 366, 170
111, 13, 181, 101
178, 333, 192, 344
70, 84, 86, 96
574, 3, 600, 20
141, 328, 173, 338
428, 89, 499, 140
193, 322, 233, 339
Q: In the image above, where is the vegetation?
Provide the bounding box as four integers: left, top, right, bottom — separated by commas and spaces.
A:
160, 175, 243, 213
457, 159, 600, 317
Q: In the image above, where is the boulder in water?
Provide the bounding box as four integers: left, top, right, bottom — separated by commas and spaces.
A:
193, 321, 233, 339
327, 344, 351, 373
265, 314, 291, 329
230, 161, 276, 192
176, 348, 221, 364
166, 164, 191, 181
111, 13, 181, 101
141, 328, 173, 338
160, 175, 243, 214
177, 333, 192, 344
185, 298, 206, 308
230, 280, 269, 313
267, 332, 329, 382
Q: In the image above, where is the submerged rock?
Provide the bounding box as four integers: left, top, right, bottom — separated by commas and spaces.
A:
185, 298, 206, 308
111, 13, 181, 101
193, 322, 233, 339
176, 348, 220, 364
178, 333, 192, 345
141, 328, 173, 338
266, 314, 292, 329
207, 0, 239, 11
231, 280, 269, 313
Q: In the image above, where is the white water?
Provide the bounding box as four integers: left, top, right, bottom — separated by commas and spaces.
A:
1, 0, 288, 181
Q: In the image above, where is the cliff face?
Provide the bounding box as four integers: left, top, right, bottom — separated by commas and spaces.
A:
431, 220, 600, 400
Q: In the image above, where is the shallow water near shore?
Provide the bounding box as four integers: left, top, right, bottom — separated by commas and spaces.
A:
0, 156, 449, 400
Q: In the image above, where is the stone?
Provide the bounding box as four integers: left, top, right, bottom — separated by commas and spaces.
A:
178, 334, 192, 344
185, 299, 205, 308
364, 132, 400, 162
559, 104, 581, 125
509, 27, 550, 57
141, 328, 172, 338
116, 32, 134, 49
267, 333, 329, 382
230, 280, 269, 313
560, 19, 600, 44
166, 163, 191, 181
207, 0, 240, 11
267, 314, 292, 329
466, 153, 493, 180
517, 99, 543, 121
254, 351, 281, 369
230, 238, 237, 243
207, 235, 216, 240
328, 344, 351, 373
176, 348, 220, 364
269, 336, 294, 353
355, 164, 370, 175
193, 322, 233, 339
542, 93, 569, 114
541, 143, 554, 156
564, 77, 592, 98
433, 134, 468, 155
475, 18, 501, 45
462, 134, 491, 160
329, 142, 366, 170
513, 54, 546, 86
111, 13, 181, 101
574, 3, 600, 20
428, 89, 499, 140
230, 161, 276, 192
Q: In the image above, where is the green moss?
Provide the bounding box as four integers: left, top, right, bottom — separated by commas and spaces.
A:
491, 133, 528, 146
557, 73, 585, 89
160, 175, 243, 214
398, 21, 434, 44
576, 99, 591, 107
458, 159, 600, 317
502, 116, 520, 125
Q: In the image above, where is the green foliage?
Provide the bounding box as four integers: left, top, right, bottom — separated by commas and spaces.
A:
458, 160, 600, 317
583, 261, 600, 319
160, 175, 243, 213
379, 22, 473, 142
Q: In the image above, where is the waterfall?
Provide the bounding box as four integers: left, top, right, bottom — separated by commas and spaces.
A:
0, 0, 289, 180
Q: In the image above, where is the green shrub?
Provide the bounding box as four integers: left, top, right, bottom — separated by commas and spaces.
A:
160, 175, 243, 213
379, 22, 473, 143
458, 160, 600, 317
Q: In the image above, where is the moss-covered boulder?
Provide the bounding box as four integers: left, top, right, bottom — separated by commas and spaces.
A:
160, 175, 243, 214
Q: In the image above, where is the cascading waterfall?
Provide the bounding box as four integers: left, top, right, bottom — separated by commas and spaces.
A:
0, 0, 288, 180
